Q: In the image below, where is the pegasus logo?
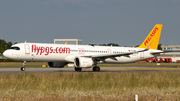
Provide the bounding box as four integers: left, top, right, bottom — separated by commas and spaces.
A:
144, 26, 158, 46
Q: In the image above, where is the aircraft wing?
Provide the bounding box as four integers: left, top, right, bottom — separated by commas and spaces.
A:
163, 50, 180, 52
82, 49, 148, 60
150, 50, 180, 55
91, 49, 180, 60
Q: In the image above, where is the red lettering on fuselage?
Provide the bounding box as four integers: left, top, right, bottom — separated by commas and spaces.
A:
45, 47, 49, 55
31, 45, 70, 55
144, 26, 158, 46
36, 46, 41, 55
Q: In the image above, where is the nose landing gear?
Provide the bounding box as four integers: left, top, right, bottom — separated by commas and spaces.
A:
21, 61, 26, 71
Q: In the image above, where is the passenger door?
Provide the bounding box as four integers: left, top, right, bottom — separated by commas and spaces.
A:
139, 49, 144, 58
24, 44, 30, 54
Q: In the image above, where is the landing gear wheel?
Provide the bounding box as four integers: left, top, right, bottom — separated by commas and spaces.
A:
21, 61, 26, 71
21, 67, 25, 71
75, 67, 82, 72
93, 66, 100, 72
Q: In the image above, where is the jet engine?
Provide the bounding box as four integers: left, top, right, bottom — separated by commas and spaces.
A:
74, 57, 94, 68
48, 62, 67, 68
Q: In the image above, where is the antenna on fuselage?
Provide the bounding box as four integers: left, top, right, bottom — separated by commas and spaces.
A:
25, 41, 27, 43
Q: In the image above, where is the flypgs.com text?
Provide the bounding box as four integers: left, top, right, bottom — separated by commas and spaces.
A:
31, 45, 70, 55
144, 26, 158, 46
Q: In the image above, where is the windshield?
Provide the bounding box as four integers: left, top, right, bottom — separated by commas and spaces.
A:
10, 47, 20, 50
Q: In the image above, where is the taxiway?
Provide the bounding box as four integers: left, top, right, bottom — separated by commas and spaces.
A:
0, 67, 180, 74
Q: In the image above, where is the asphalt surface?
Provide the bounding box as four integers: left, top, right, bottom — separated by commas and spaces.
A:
0, 67, 180, 74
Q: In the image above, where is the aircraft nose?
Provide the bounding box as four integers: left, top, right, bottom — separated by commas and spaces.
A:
3, 50, 9, 58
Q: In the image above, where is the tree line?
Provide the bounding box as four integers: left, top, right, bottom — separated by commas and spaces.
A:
0, 39, 17, 54
89, 43, 120, 46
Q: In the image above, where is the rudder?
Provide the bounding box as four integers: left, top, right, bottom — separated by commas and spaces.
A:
138, 24, 163, 50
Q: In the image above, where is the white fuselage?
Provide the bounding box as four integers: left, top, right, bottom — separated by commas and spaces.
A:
3, 43, 161, 64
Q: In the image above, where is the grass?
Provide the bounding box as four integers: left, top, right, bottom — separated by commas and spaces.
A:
99, 67, 180, 71
98, 62, 180, 67
0, 65, 42, 68
0, 62, 46, 68
0, 72, 180, 101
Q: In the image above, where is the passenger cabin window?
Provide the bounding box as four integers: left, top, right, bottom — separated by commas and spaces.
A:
10, 47, 20, 50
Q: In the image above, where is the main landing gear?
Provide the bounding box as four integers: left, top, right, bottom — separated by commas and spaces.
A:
21, 61, 26, 71
74, 66, 100, 72
92, 62, 100, 72
74, 67, 82, 72
92, 66, 100, 72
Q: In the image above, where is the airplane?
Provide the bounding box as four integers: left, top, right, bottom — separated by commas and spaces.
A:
3, 24, 165, 72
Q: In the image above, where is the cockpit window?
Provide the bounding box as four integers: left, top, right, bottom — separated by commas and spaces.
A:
10, 47, 20, 50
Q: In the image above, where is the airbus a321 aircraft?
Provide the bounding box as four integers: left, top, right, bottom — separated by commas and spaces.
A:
3, 24, 164, 72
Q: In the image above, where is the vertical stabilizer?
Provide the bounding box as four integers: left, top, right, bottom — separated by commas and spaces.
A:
138, 24, 163, 50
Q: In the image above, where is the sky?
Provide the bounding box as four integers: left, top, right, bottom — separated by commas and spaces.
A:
0, 0, 180, 46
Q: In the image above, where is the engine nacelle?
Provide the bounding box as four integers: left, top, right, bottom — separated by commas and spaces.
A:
74, 57, 94, 68
48, 62, 67, 68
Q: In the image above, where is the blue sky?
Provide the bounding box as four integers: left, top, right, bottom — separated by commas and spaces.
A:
0, 0, 180, 46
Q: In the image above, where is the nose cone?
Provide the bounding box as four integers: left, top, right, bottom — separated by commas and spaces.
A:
3, 50, 9, 58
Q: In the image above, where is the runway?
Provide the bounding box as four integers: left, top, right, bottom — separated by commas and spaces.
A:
1, 67, 180, 73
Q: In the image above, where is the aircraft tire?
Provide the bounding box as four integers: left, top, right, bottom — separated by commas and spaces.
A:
93, 66, 100, 72
21, 67, 25, 71
75, 67, 82, 72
